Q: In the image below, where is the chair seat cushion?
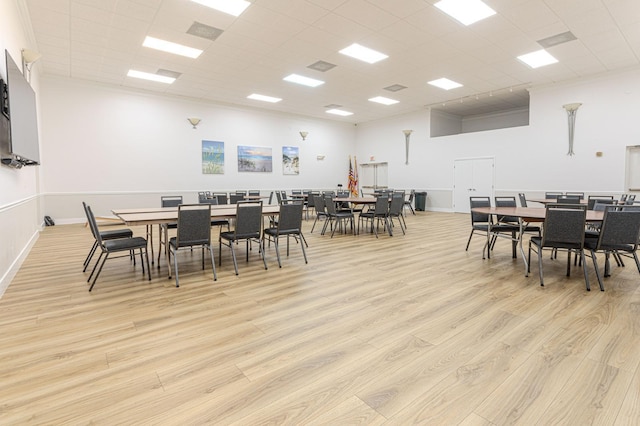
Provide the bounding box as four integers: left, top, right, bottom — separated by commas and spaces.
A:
103, 237, 147, 251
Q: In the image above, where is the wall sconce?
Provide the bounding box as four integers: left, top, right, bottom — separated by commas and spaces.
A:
562, 103, 581, 156
299, 131, 308, 141
21, 48, 42, 83
402, 130, 413, 165
187, 117, 201, 129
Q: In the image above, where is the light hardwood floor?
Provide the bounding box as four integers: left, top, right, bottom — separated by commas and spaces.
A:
1, 211, 639, 425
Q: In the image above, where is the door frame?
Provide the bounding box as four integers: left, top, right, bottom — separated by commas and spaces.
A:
453, 156, 495, 213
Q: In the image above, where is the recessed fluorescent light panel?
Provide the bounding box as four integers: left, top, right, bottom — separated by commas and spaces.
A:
143, 36, 202, 58
517, 49, 559, 68
326, 109, 353, 116
283, 74, 325, 87
247, 93, 282, 103
190, 0, 250, 17
428, 78, 463, 90
339, 43, 388, 64
434, 0, 496, 26
127, 70, 176, 84
369, 96, 399, 105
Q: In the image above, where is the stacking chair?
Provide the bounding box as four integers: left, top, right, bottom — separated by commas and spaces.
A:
168, 204, 217, 287
248, 190, 260, 196
229, 194, 244, 204
199, 196, 230, 232
85, 204, 150, 291
466, 197, 493, 255
626, 194, 636, 204
310, 194, 327, 233
388, 193, 406, 234
198, 192, 207, 203
528, 204, 590, 290
584, 206, 640, 290
557, 195, 581, 204
158, 195, 183, 265
82, 202, 133, 272
263, 202, 307, 267
494, 196, 540, 238
545, 192, 564, 200
219, 201, 267, 275
214, 193, 229, 205
587, 195, 614, 210
518, 193, 529, 207
358, 195, 391, 237
565, 192, 585, 199
323, 195, 355, 237
404, 190, 416, 215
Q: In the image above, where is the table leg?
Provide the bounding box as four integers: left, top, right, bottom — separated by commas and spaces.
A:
520, 219, 529, 276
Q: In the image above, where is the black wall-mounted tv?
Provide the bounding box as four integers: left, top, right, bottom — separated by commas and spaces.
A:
1, 49, 40, 167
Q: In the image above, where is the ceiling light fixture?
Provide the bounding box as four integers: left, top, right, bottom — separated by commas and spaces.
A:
326, 109, 353, 117
190, 0, 250, 17
428, 78, 463, 90
434, 0, 496, 26
127, 70, 176, 84
247, 93, 282, 103
142, 36, 202, 58
369, 96, 399, 105
517, 49, 558, 68
283, 74, 324, 87
339, 43, 388, 64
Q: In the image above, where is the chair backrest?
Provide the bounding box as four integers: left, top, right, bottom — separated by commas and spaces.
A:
280, 190, 288, 200
557, 195, 581, 204
314, 194, 325, 214
161, 195, 183, 207
235, 190, 247, 195
518, 193, 528, 207
389, 194, 404, 216
587, 195, 615, 210
198, 192, 207, 202
373, 195, 390, 216
248, 190, 260, 196
494, 196, 518, 222
229, 194, 244, 204
565, 192, 584, 199
291, 189, 302, 195
545, 192, 563, 200
234, 201, 263, 238
469, 196, 491, 224
215, 193, 228, 205
277, 202, 304, 232
199, 197, 218, 205
307, 191, 319, 208
408, 190, 415, 202
336, 190, 349, 198
84, 204, 104, 246
541, 204, 587, 248
176, 204, 212, 247
626, 194, 636, 204
323, 195, 338, 215
596, 206, 640, 250
620, 194, 628, 202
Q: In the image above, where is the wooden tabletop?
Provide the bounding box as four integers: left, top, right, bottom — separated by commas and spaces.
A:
114, 204, 280, 226
332, 196, 377, 204
472, 206, 603, 221
528, 198, 588, 205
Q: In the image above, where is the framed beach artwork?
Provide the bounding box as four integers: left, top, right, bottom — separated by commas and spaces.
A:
202, 140, 224, 174
237, 145, 273, 172
282, 146, 299, 175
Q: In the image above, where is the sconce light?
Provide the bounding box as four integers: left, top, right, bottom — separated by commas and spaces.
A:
562, 103, 582, 156
187, 117, 201, 129
402, 129, 413, 165
21, 48, 42, 83
299, 131, 308, 141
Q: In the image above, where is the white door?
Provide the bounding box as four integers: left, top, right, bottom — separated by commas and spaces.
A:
453, 157, 494, 213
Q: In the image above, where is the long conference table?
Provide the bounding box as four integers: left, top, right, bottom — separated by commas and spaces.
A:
113, 204, 281, 269
470, 206, 604, 275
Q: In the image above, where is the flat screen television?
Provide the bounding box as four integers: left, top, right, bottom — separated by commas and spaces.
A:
1, 49, 40, 166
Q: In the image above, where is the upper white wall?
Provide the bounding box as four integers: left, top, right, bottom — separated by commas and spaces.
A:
40, 76, 356, 195
356, 68, 640, 198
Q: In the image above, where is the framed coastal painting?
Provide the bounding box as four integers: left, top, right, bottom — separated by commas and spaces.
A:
238, 145, 273, 172
202, 140, 224, 174
282, 146, 299, 175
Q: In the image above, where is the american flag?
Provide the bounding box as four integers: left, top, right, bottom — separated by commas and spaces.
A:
348, 155, 359, 196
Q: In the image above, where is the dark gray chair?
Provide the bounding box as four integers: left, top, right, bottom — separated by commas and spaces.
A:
158, 195, 183, 265
545, 192, 564, 200
214, 193, 228, 205
323, 195, 355, 237
82, 201, 133, 272
587, 195, 614, 210
85, 204, 150, 291
229, 194, 244, 204
528, 204, 590, 290
168, 204, 217, 287
557, 195, 581, 204
404, 190, 416, 215
310, 194, 327, 233
518, 193, 528, 207
388, 193, 406, 235
263, 202, 307, 267
494, 196, 540, 238
358, 195, 390, 238
199, 196, 230, 231
584, 206, 640, 290
565, 192, 584, 199
219, 201, 267, 275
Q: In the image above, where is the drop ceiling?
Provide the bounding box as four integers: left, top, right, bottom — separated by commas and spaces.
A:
24, 0, 640, 123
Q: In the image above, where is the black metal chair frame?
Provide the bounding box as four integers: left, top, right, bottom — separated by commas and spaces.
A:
82, 202, 133, 272
358, 195, 391, 238
263, 202, 308, 268
219, 201, 267, 275
85, 204, 151, 291
323, 195, 355, 237
158, 195, 183, 265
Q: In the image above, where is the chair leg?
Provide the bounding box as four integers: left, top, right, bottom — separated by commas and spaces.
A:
591, 250, 604, 291
581, 250, 591, 291
144, 247, 151, 281
83, 241, 98, 271
230, 241, 239, 275
173, 247, 180, 287
208, 244, 217, 281
89, 253, 110, 292
537, 246, 544, 286
273, 236, 282, 268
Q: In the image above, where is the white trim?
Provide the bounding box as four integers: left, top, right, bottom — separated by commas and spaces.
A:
0, 230, 39, 298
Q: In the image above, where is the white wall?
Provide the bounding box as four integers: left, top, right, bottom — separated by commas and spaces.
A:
0, 0, 42, 296
39, 77, 356, 221
356, 68, 640, 211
